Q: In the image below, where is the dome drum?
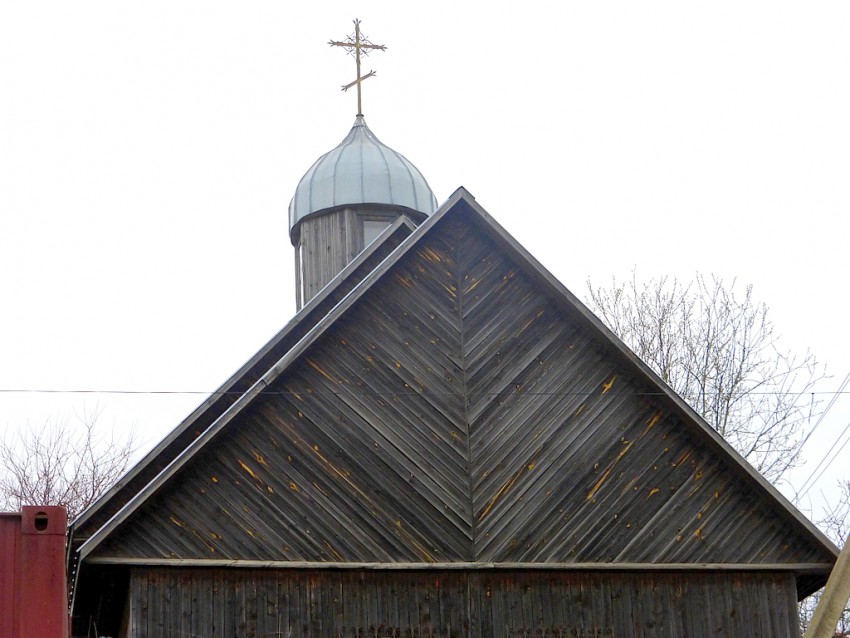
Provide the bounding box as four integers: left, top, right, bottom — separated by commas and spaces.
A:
289, 202, 428, 247
289, 116, 437, 309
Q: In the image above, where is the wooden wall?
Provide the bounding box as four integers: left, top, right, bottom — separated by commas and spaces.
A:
295, 207, 419, 309
296, 208, 360, 309
126, 568, 800, 638
95, 211, 829, 570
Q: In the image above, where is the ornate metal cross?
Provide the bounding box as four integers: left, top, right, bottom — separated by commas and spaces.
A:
329, 19, 387, 116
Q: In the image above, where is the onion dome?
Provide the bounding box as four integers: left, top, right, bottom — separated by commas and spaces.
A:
289, 116, 437, 242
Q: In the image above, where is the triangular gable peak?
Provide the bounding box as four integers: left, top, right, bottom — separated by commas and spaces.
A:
78, 190, 837, 597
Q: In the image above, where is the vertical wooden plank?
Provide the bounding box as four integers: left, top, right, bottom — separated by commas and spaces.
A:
331, 573, 344, 638
596, 573, 607, 638
706, 573, 724, 638
215, 568, 226, 638
484, 572, 496, 638
464, 572, 477, 638
782, 574, 803, 638
344, 207, 358, 265
295, 245, 303, 310
677, 575, 695, 638
653, 574, 670, 638
365, 571, 377, 637
416, 573, 427, 638
608, 573, 620, 638
247, 571, 259, 638
293, 572, 306, 638
529, 572, 543, 635
537, 572, 560, 635
254, 572, 266, 638
726, 573, 744, 637
449, 572, 466, 638
555, 572, 570, 636
128, 569, 141, 638
125, 570, 134, 638
224, 569, 236, 638
342, 572, 356, 638
177, 571, 188, 638
141, 569, 150, 638
234, 569, 243, 638
388, 572, 400, 637
148, 570, 160, 638
397, 572, 412, 638
309, 572, 322, 638
438, 573, 450, 638
279, 571, 293, 638
578, 573, 591, 637
189, 569, 201, 638
559, 572, 574, 636
325, 572, 336, 638
590, 572, 604, 637
509, 574, 523, 638
375, 571, 387, 636
637, 573, 653, 638
672, 574, 687, 637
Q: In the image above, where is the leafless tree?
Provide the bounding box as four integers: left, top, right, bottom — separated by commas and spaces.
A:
586, 271, 825, 483
0, 411, 136, 521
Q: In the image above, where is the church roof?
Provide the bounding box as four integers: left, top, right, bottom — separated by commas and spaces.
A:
288, 116, 438, 240
72, 190, 838, 600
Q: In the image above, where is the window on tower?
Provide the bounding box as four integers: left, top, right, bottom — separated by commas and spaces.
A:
362, 219, 392, 246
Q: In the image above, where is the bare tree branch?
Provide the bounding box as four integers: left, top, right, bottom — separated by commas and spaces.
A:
0, 410, 136, 521
586, 270, 825, 483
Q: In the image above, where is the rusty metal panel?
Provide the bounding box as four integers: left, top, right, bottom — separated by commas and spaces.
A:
0, 514, 20, 638
126, 568, 800, 638
0, 507, 69, 638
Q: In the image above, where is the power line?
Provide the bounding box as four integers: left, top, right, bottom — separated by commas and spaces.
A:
0, 388, 850, 397
798, 418, 850, 498
797, 371, 850, 450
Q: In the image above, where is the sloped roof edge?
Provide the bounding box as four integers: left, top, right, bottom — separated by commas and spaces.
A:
452, 190, 838, 563
77, 194, 469, 562
72, 215, 418, 538
77, 188, 839, 569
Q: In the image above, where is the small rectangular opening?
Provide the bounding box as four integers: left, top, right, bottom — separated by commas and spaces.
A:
363, 220, 391, 246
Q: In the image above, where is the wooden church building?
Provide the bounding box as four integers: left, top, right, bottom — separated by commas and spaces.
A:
67, 107, 839, 637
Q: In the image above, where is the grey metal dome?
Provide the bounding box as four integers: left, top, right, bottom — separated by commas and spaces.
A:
289, 116, 437, 236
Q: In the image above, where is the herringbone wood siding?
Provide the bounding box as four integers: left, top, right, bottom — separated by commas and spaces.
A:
94, 212, 827, 567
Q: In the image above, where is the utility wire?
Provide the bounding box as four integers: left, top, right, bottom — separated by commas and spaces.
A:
798, 417, 850, 498
1, 388, 850, 397
797, 371, 850, 450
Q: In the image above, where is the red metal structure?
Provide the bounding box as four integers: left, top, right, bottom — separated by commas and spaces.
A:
0, 506, 69, 638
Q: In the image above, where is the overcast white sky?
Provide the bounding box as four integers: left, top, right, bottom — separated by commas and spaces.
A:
1, 2, 848, 525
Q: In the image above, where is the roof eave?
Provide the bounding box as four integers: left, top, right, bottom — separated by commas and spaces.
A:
71, 215, 419, 542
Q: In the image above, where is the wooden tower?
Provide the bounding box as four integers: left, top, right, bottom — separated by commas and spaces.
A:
289, 115, 437, 309
289, 19, 436, 309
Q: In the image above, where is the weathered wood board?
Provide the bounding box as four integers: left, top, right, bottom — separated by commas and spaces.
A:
128, 568, 801, 638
